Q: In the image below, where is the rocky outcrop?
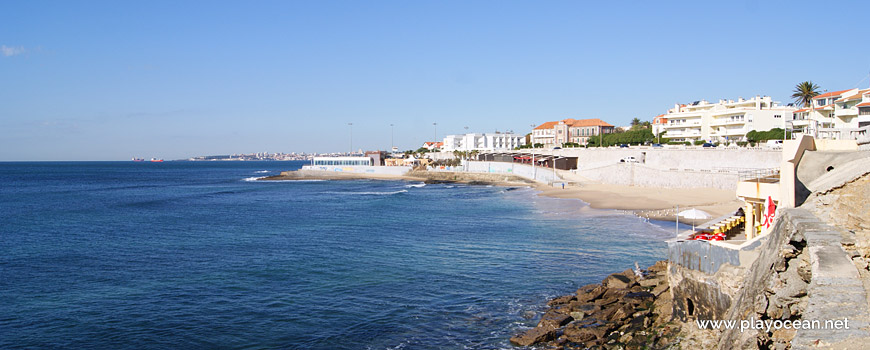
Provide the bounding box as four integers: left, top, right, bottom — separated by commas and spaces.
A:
510, 261, 680, 349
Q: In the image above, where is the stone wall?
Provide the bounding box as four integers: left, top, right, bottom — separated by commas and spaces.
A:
669, 209, 870, 349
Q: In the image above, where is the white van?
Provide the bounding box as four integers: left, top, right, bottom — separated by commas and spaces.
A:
765, 140, 783, 149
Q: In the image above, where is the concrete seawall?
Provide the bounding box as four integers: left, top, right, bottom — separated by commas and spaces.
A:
576, 163, 740, 190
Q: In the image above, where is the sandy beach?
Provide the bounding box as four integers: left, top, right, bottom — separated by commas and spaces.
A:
534, 182, 741, 223
264, 169, 740, 223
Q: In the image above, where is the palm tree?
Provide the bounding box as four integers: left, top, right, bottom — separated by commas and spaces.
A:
791, 81, 821, 108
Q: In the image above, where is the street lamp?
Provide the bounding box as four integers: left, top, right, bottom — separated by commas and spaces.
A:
348, 122, 353, 154
529, 123, 537, 180
390, 123, 394, 151
433, 122, 437, 143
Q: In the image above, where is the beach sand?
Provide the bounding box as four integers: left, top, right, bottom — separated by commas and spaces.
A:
265, 169, 740, 222
533, 182, 741, 223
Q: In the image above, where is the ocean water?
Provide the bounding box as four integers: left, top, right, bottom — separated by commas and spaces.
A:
1, 161, 673, 349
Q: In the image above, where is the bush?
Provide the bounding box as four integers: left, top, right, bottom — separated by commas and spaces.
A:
749, 141, 756, 147
693, 140, 706, 145
737, 141, 748, 147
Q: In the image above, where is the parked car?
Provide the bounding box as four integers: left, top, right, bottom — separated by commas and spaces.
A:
552, 146, 562, 150
652, 143, 663, 148
619, 144, 629, 148
702, 143, 716, 148
765, 140, 783, 149
619, 156, 639, 163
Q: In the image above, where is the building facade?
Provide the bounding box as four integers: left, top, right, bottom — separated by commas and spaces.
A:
440, 132, 525, 152
792, 88, 870, 140
532, 118, 615, 147
656, 95, 795, 143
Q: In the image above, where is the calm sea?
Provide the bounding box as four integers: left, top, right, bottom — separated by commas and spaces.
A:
1, 161, 673, 349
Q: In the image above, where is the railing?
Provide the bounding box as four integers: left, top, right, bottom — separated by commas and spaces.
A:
737, 168, 780, 182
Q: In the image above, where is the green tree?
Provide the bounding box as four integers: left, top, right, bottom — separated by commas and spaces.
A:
791, 81, 821, 108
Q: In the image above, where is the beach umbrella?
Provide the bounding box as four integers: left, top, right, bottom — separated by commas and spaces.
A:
678, 208, 712, 232
678, 208, 712, 220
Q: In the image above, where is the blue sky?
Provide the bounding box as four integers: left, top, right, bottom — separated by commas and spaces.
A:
2, 0, 869, 160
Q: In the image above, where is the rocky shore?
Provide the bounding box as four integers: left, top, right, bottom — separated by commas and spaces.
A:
510, 261, 680, 349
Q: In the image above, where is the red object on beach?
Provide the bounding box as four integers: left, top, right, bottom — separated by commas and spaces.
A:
710, 236, 724, 241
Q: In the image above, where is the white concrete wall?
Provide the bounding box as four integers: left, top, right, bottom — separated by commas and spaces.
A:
575, 163, 740, 190
546, 148, 782, 171
302, 165, 412, 175
465, 161, 559, 183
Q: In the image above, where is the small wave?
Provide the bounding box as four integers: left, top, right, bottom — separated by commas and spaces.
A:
254, 170, 271, 174
340, 190, 408, 195
243, 176, 267, 182
405, 183, 426, 188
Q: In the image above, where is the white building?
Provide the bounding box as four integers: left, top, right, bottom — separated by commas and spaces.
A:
441, 132, 525, 152
792, 88, 870, 140
656, 95, 795, 143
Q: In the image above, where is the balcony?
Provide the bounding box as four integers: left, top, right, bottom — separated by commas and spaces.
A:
834, 108, 858, 118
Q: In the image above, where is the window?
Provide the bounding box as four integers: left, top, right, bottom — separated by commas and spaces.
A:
774, 115, 781, 118
859, 108, 870, 116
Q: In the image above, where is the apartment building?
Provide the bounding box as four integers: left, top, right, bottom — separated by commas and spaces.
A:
656, 95, 795, 143
441, 132, 525, 152
532, 118, 614, 147
793, 88, 870, 140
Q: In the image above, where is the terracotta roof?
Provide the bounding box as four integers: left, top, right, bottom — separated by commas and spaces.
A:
794, 108, 809, 113
813, 89, 854, 99
652, 114, 667, 123
569, 118, 614, 127
533, 121, 558, 130
836, 89, 870, 102
857, 102, 870, 107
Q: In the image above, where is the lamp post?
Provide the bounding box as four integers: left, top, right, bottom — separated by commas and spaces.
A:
390, 123, 394, 151
530, 124, 537, 180
348, 122, 353, 154
433, 122, 437, 143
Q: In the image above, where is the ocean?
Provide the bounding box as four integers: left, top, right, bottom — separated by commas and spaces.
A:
0, 161, 674, 349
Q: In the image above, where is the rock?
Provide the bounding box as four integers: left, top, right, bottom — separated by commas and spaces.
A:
604, 273, 633, 289
563, 323, 609, 344
538, 310, 574, 330
753, 294, 768, 315
548, 295, 576, 306
782, 244, 798, 259
610, 304, 635, 322
577, 284, 606, 303
569, 311, 585, 321
522, 310, 536, 319
624, 291, 655, 305
510, 327, 556, 346
574, 303, 600, 314
652, 284, 669, 297
648, 260, 668, 274
639, 276, 662, 287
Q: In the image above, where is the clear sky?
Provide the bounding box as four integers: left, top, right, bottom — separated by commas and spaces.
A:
2, 0, 869, 160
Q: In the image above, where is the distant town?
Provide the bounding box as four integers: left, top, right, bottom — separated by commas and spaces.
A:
187, 84, 869, 162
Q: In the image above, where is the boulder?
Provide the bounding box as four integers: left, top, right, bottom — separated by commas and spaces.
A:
648, 260, 668, 274
510, 327, 556, 346
537, 310, 573, 330
603, 273, 633, 289
562, 324, 608, 344
576, 284, 606, 303
548, 295, 576, 306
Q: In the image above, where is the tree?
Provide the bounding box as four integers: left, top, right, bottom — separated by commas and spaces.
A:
791, 81, 821, 108
630, 118, 640, 127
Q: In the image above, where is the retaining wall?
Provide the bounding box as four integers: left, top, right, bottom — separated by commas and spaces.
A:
576, 163, 740, 190
465, 161, 559, 183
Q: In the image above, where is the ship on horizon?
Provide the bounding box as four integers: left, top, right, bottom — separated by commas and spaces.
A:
150, 158, 164, 162
132, 157, 144, 162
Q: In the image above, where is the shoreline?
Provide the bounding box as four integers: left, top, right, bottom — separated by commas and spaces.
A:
263, 169, 739, 223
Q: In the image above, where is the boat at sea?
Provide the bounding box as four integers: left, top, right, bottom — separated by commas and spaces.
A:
132, 157, 144, 162
150, 158, 164, 162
